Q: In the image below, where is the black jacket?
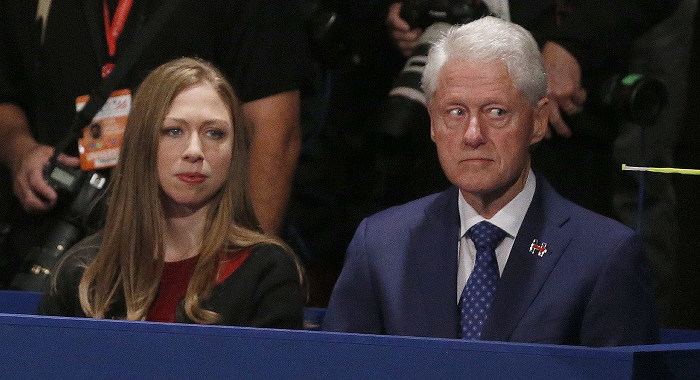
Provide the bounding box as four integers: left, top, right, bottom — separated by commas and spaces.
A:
37, 233, 304, 329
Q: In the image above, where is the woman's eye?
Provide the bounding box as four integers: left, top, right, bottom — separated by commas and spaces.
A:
205, 129, 225, 139
163, 127, 182, 136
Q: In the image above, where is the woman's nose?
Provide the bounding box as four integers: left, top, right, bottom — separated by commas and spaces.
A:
182, 133, 204, 161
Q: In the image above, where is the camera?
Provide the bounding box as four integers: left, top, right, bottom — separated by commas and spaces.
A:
378, 0, 489, 141
300, 0, 362, 69
594, 73, 668, 125
400, 0, 490, 29
378, 22, 450, 141
9, 162, 108, 291
370, 1, 488, 207
44, 162, 86, 194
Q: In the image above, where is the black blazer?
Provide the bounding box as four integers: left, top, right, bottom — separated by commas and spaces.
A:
38, 233, 304, 329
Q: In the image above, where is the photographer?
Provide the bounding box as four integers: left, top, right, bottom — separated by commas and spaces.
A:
384, 0, 689, 323
0, 0, 308, 288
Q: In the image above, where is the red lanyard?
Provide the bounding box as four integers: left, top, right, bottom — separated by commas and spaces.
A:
102, 0, 133, 77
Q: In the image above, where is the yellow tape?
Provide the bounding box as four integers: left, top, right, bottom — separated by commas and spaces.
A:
621, 164, 700, 175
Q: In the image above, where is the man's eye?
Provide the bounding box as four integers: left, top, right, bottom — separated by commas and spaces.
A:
205, 129, 225, 139
443, 108, 466, 129
448, 108, 464, 117
488, 108, 506, 117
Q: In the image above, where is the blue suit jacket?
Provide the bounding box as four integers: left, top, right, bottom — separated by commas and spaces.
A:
323, 175, 659, 346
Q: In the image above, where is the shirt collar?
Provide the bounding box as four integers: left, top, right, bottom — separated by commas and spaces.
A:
458, 169, 536, 239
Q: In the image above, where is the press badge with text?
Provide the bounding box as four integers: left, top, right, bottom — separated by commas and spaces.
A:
76, 89, 131, 170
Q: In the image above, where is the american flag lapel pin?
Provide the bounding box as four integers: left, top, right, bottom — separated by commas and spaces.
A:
529, 239, 548, 257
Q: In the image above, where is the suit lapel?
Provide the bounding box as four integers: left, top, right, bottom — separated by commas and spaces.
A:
481, 176, 573, 341
404, 187, 461, 338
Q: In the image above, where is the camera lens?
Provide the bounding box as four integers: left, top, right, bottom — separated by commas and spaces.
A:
599, 73, 668, 124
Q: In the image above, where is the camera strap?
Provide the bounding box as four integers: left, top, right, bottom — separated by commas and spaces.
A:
49, 0, 187, 167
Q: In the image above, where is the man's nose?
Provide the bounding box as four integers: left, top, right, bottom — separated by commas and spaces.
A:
462, 116, 486, 146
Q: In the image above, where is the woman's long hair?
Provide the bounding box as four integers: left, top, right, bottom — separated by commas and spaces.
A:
77, 57, 300, 323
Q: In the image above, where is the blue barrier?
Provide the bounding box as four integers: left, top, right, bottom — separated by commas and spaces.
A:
0, 290, 698, 378
0, 290, 42, 315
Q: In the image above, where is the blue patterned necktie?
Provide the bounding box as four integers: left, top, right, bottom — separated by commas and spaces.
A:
459, 220, 507, 340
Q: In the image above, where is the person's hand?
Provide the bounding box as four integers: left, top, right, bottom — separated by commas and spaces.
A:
541, 41, 587, 138
11, 144, 80, 213
386, 2, 423, 57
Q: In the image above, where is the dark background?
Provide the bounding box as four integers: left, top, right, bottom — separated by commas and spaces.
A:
670, 8, 700, 330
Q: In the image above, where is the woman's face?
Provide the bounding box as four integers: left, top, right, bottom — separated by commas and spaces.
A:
157, 82, 234, 213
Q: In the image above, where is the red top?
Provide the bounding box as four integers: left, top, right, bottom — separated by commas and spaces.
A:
146, 249, 251, 323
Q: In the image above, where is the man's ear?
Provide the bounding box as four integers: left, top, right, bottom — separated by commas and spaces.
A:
530, 97, 549, 144
427, 105, 436, 142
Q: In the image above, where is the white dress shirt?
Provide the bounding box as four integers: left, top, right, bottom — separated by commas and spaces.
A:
456, 170, 536, 303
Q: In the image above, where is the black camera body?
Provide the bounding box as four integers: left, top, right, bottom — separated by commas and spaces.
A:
371, 1, 489, 207
44, 162, 86, 194
400, 0, 490, 29
596, 73, 668, 125
300, 0, 362, 69
380, 0, 490, 139
44, 163, 108, 222
9, 163, 108, 291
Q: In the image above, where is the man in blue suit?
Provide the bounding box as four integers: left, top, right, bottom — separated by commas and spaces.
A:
322, 16, 659, 346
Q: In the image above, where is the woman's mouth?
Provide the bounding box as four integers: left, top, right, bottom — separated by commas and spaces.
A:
177, 172, 207, 184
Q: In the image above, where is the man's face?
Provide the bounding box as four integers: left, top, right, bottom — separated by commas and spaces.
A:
428, 59, 547, 210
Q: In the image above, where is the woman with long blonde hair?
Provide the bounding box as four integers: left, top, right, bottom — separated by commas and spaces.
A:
38, 57, 304, 328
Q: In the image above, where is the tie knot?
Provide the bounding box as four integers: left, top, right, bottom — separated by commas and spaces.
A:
467, 221, 507, 251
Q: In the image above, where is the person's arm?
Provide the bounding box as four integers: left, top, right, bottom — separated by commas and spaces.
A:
243, 90, 301, 235
0, 103, 80, 213
385, 2, 423, 57
541, 41, 585, 138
